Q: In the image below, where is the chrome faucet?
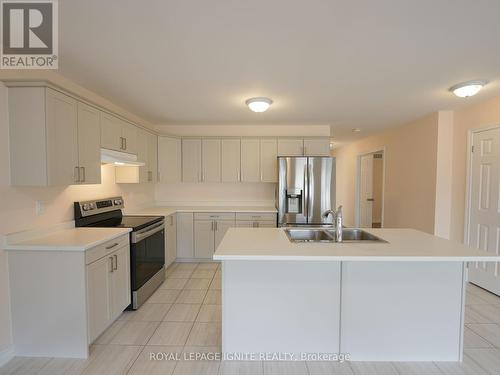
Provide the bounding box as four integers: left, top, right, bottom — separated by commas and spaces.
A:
323, 206, 343, 242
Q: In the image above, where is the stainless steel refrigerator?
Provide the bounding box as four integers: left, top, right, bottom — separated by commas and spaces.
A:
277, 157, 336, 226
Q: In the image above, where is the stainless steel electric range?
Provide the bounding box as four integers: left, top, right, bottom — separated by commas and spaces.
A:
74, 196, 165, 310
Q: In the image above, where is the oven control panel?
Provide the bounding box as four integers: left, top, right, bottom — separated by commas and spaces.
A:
75, 196, 124, 217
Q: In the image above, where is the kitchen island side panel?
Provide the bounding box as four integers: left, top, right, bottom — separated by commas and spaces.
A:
340, 261, 465, 361
222, 260, 341, 355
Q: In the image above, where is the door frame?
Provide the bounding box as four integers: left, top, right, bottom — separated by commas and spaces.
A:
355, 147, 387, 228
463, 123, 500, 245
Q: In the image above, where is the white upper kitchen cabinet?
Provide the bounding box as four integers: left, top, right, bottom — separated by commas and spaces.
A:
182, 138, 202, 182
221, 138, 241, 182
277, 138, 304, 156
77, 103, 102, 184
100, 112, 137, 154
304, 138, 331, 156
158, 136, 181, 183
147, 132, 158, 183
9, 87, 83, 186
241, 138, 260, 182
260, 138, 278, 183
100, 112, 123, 151
136, 129, 149, 183
202, 139, 221, 182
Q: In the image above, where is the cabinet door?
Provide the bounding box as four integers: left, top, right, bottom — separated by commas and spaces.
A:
176, 213, 194, 258
100, 112, 122, 151
110, 245, 131, 319
147, 133, 158, 183
86, 255, 112, 343
77, 103, 101, 184
45, 89, 79, 185
158, 137, 181, 183
241, 138, 260, 182
221, 138, 241, 182
202, 139, 221, 182
304, 139, 330, 156
214, 220, 235, 250
277, 138, 304, 156
166, 215, 177, 267
182, 139, 202, 182
136, 129, 149, 183
260, 138, 278, 183
194, 220, 215, 259
121, 121, 137, 154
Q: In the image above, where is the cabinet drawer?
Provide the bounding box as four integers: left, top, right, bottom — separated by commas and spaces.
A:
86, 234, 129, 265
236, 213, 276, 222
194, 212, 235, 221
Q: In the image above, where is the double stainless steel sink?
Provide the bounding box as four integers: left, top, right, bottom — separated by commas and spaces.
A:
284, 227, 387, 243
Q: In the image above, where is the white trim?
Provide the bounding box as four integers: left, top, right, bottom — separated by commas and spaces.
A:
355, 147, 387, 227
0, 346, 14, 367
463, 124, 500, 245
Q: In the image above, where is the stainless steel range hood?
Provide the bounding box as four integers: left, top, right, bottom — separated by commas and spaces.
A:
100, 148, 145, 166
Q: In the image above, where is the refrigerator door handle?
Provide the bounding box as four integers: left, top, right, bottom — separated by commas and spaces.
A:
304, 159, 308, 222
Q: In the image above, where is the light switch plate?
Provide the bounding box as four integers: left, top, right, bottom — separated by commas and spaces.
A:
35, 201, 45, 215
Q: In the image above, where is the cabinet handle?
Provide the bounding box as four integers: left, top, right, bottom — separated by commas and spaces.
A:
75, 166, 80, 183
109, 257, 114, 272
106, 242, 119, 250
80, 167, 85, 183
114, 254, 118, 270
211, 221, 214, 231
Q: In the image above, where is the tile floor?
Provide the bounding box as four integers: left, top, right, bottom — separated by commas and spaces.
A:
1, 262, 500, 375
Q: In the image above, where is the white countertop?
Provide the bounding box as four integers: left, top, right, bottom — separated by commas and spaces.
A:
4, 227, 132, 251
126, 205, 277, 216
214, 228, 500, 262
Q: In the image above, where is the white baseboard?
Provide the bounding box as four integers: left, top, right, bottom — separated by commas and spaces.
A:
0, 346, 15, 367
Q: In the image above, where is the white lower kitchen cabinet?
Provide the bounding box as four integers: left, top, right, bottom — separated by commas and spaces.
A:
7, 233, 131, 358
194, 213, 235, 260
165, 214, 177, 267
176, 212, 194, 259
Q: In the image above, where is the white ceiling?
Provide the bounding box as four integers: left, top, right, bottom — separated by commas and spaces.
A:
59, 0, 500, 142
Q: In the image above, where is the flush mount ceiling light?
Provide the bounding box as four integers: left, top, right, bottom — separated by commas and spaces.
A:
352, 128, 361, 132
449, 80, 487, 98
246, 97, 273, 112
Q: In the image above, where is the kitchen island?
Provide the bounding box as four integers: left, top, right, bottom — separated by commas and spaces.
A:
213, 228, 499, 362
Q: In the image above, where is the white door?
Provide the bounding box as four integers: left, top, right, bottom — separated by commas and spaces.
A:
304, 139, 330, 156
222, 138, 241, 182
194, 220, 215, 259
86, 256, 112, 342
147, 133, 158, 183
277, 139, 304, 156
110, 245, 131, 319
166, 215, 177, 267
100, 112, 122, 151
359, 154, 374, 228
45, 89, 79, 185
241, 138, 260, 182
260, 138, 278, 182
121, 121, 137, 154
176, 213, 194, 258
202, 139, 221, 182
158, 137, 181, 183
182, 139, 202, 182
77, 102, 101, 184
468, 127, 500, 295
214, 220, 235, 249
136, 129, 149, 183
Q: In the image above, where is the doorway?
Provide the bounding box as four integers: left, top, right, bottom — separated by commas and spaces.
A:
356, 150, 385, 228
465, 126, 500, 295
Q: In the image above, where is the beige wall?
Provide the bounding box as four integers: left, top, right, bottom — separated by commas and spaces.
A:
0, 82, 154, 356
449, 96, 500, 243
333, 113, 439, 233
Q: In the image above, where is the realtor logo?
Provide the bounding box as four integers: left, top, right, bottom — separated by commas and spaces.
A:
1, 0, 58, 69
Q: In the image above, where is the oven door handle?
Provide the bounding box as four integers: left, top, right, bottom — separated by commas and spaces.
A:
131, 222, 165, 243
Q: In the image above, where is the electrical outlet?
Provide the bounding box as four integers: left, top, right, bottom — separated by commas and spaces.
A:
35, 201, 45, 215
